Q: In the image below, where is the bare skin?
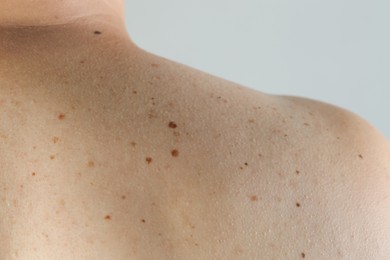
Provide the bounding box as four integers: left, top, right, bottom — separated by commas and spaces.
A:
1, 2, 390, 259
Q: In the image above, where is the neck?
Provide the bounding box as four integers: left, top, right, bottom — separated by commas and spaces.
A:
0, 0, 124, 28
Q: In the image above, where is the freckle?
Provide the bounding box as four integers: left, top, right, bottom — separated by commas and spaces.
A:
146, 157, 153, 164
133, 90, 137, 94
88, 161, 95, 167
121, 195, 126, 200
168, 121, 177, 129
20, 185, 24, 189
94, 31, 102, 35
296, 202, 301, 207
337, 136, 341, 140
284, 134, 288, 137
301, 252, 306, 258
195, 243, 199, 246
130, 141, 137, 147
52, 136, 60, 144
304, 123, 310, 126
151, 63, 160, 68
104, 215, 111, 220
32, 172, 36, 176
296, 170, 300, 175
58, 113, 65, 120
250, 195, 258, 202
50, 155, 56, 160
359, 154, 363, 159
171, 149, 179, 157
33, 146, 37, 150
141, 219, 146, 223
80, 60, 85, 64
248, 119, 255, 123
239, 166, 244, 170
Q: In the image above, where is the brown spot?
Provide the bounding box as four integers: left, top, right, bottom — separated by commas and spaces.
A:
94, 31, 102, 35
248, 119, 255, 123
304, 123, 310, 126
151, 63, 160, 68
195, 243, 199, 246
58, 113, 65, 120
32, 172, 36, 176
88, 161, 95, 167
104, 215, 111, 220
133, 90, 137, 94
130, 141, 137, 147
80, 60, 85, 64
301, 252, 306, 258
50, 155, 56, 160
146, 157, 153, 164
296, 202, 301, 208
250, 195, 258, 202
33, 146, 37, 150
60, 199, 65, 206
20, 185, 24, 189
244, 162, 248, 166
168, 121, 177, 129
121, 195, 126, 200
52, 136, 60, 144
296, 170, 300, 175
141, 219, 146, 223
171, 149, 179, 157
359, 154, 363, 159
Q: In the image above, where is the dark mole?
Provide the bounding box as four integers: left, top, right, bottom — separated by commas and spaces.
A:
296, 170, 300, 175
58, 113, 65, 120
133, 90, 138, 94
301, 252, 306, 258
359, 154, 364, 159
244, 162, 248, 166
94, 31, 102, 35
250, 195, 258, 202
88, 161, 95, 167
121, 195, 126, 200
168, 121, 177, 129
141, 219, 146, 223
32, 172, 36, 176
50, 155, 56, 160
296, 202, 301, 208
104, 215, 111, 220
171, 149, 179, 157
146, 157, 153, 164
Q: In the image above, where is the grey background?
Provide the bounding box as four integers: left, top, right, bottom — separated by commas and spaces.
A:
124, 0, 389, 139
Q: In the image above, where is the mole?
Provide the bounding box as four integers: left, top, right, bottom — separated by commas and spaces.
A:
359, 154, 364, 159
52, 136, 60, 144
121, 195, 126, 200
168, 121, 177, 129
146, 157, 153, 164
296, 170, 300, 175
88, 161, 95, 167
32, 172, 36, 176
58, 113, 65, 120
104, 215, 111, 220
50, 155, 56, 160
171, 149, 179, 157
250, 195, 258, 202
244, 162, 248, 166
296, 202, 301, 208
301, 252, 306, 258
94, 31, 102, 35
141, 219, 146, 223
133, 90, 137, 94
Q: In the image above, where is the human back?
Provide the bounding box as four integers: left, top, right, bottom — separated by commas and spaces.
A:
1, 6, 390, 260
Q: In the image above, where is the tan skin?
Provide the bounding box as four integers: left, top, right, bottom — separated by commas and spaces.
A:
1, 1, 390, 259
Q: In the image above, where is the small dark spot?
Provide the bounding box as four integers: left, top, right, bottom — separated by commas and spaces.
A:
94, 31, 102, 35
168, 121, 177, 129
20, 185, 24, 189
250, 195, 258, 202
52, 136, 60, 144
239, 166, 244, 170
50, 155, 56, 160
141, 219, 146, 223
58, 113, 65, 120
88, 161, 95, 167
80, 60, 85, 64
130, 141, 137, 147
104, 215, 111, 220
359, 154, 364, 159
296, 170, 300, 175
146, 157, 153, 164
304, 123, 310, 126
244, 162, 248, 166
301, 252, 306, 258
337, 136, 341, 140
284, 134, 288, 137
133, 90, 138, 94
171, 149, 179, 157
195, 243, 199, 246
151, 63, 160, 68
296, 202, 301, 208
121, 195, 126, 200
32, 172, 36, 176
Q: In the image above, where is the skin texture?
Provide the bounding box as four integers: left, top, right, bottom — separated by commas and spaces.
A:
1, 2, 390, 260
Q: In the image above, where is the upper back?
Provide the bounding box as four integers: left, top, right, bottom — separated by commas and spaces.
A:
1, 47, 390, 259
